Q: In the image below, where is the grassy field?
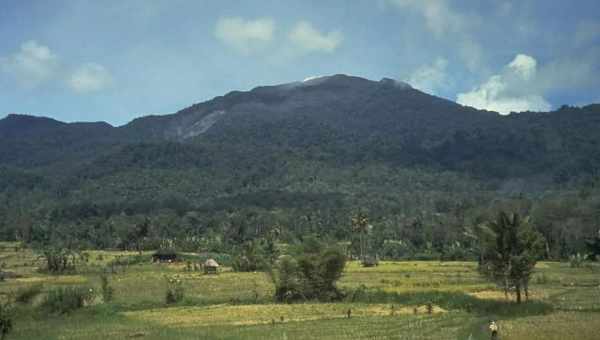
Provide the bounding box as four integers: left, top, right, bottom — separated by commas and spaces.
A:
1, 242, 599, 339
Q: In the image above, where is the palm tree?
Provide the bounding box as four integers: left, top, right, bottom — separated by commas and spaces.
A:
483, 212, 545, 303
351, 212, 370, 262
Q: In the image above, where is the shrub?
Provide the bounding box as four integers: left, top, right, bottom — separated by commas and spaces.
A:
271, 247, 346, 302
346, 284, 368, 302
15, 284, 43, 304
165, 275, 184, 304
0, 302, 12, 340
441, 242, 471, 261
271, 255, 302, 302
569, 253, 586, 268
42, 286, 95, 314
232, 240, 268, 272
100, 273, 114, 303
38, 247, 80, 274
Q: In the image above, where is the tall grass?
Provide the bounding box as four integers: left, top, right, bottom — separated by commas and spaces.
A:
42, 286, 95, 314
344, 287, 553, 317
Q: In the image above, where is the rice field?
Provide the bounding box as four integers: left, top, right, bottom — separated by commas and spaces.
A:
1, 242, 599, 339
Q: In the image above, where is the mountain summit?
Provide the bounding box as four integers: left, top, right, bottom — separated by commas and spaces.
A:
1, 74, 600, 183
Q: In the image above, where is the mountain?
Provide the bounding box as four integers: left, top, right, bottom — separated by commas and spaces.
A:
3, 74, 599, 180
1, 74, 600, 252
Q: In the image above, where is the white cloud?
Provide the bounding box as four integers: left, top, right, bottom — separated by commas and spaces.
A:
508, 54, 537, 80
457, 54, 551, 114
407, 57, 448, 94
0, 40, 59, 88
214, 17, 275, 55
288, 21, 342, 54
67, 63, 113, 94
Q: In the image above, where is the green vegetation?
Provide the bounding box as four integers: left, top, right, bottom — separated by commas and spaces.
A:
0, 242, 598, 339
14, 284, 43, 304
99, 273, 113, 303
479, 212, 546, 303
2, 81, 600, 338
2, 102, 600, 264
271, 243, 346, 302
0, 302, 12, 340
41, 286, 95, 314
164, 275, 185, 304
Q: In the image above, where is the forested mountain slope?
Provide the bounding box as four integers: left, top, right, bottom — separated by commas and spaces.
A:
1, 74, 599, 258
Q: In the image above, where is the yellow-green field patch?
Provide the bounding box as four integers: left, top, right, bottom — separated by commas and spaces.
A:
123, 303, 447, 327
499, 312, 600, 340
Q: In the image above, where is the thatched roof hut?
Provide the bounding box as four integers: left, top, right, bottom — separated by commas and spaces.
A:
204, 258, 219, 274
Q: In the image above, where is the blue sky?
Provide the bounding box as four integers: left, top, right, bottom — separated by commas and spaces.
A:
1, 0, 599, 126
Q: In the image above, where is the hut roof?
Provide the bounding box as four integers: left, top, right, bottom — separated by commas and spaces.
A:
204, 258, 219, 267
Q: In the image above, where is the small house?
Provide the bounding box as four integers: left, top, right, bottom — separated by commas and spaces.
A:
204, 258, 219, 274
152, 249, 178, 263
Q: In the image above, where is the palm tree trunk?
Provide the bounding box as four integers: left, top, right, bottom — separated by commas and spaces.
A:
359, 232, 364, 262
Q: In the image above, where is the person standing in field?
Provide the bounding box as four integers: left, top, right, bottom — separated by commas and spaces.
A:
489, 320, 499, 339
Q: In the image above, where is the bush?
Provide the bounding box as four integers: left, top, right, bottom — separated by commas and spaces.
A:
271, 247, 346, 302
569, 253, 586, 268
440, 242, 471, 261
232, 240, 269, 272
165, 275, 184, 304
0, 302, 12, 340
272, 255, 302, 302
346, 284, 368, 302
42, 286, 95, 314
15, 284, 43, 304
38, 247, 80, 274
100, 273, 114, 302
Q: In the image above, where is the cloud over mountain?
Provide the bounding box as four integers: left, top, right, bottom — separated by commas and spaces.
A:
457, 54, 551, 114
288, 21, 342, 54
68, 63, 113, 94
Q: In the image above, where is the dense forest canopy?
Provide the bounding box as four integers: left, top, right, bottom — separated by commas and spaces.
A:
1, 75, 599, 259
